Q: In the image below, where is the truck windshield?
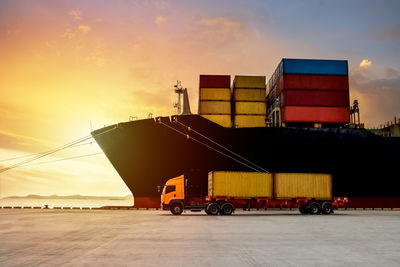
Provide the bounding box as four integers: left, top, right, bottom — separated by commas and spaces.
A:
165, 185, 176, 194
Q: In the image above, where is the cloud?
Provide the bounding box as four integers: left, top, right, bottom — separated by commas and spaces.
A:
155, 15, 166, 25
62, 25, 91, 39
69, 9, 82, 21
385, 67, 399, 78
360, 59, 372, 68
195, 17, 247, 43
78, 25, 91, 34
349, 67, 400, 127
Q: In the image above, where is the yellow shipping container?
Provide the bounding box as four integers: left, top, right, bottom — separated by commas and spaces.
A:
234, 75, 266, 89
208, 171, 273, 198
274, 173, 332, 200
235, 101, 266, 115
201, 114, 232, 128
200, 88, 231, 101
199, 100, 231, 114
233, 88, 266, 101
234, 115, 266, 128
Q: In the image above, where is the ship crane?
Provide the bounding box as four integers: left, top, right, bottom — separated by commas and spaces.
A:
173, 81, 191, 115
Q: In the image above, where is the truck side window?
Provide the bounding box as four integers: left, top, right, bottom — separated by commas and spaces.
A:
165, 185, 176, 194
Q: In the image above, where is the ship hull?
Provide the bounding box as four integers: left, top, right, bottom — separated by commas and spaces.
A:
92, 115, 400, 208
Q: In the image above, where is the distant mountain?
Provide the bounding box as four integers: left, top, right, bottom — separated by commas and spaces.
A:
2, 194, 133, 200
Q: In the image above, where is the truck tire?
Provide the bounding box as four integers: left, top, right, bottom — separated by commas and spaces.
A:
322, 202, 333, 214
170, 203, 183, 215
205, 203, 212, 215
220, 203, 234, 215
206, 203, 220, 216
309, 202, 322, 215
299, 205, 309, 215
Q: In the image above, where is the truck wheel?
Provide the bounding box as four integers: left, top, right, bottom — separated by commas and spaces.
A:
322, 202, 333, 214
309, 202, 322, 215
207, 203, 220, 216
170, 203, 183, 215
299, 205, 309, 214
220, 203, 234, 215
204, 203, 212, 215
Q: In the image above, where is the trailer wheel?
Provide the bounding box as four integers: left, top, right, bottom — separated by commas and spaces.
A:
309, 202, 322, 215
204, 203, 212, 215
299, 205, 309, 215
170, 203, 183, 215
220, 203, 234, 215
322, 202, 333, 214
206, 203, 220, 216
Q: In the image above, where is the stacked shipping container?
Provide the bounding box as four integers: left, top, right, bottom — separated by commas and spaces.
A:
233, 76, 267, 127
198, 75, 232, 127
267, 59, 350, 126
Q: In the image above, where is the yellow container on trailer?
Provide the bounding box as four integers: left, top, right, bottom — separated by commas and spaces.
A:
235, 101, 266, 115
234, 115, 266, 128
208, 171, 273, 198
200, 88, 231, 101
201, 114, 232, 128
274, 173, 332, 200
199, 100, 231, 114
233, 88, 266, 101
234, 75, 266, 89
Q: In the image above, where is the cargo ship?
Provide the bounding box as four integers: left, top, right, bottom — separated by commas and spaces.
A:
92, 59, 400, 208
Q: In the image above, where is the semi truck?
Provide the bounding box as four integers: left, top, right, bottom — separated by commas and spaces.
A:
161, 171, 348, 215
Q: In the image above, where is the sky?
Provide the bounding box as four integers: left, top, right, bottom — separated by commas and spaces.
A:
0, 0, 399, 198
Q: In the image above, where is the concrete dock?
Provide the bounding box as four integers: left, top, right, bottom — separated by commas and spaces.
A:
1, 209, 399, 266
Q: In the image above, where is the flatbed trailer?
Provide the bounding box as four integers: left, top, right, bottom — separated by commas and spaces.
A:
161, 173, 348, 215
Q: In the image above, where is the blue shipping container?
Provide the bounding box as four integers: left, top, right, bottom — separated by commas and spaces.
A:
282, 58, 348, 75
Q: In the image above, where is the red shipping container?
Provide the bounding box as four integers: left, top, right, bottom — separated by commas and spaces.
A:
281, 90, 349, 107
199, 75, 231, 88
281, 106, 350, 123
284, 74, 348, 90
275, 74, 348, 98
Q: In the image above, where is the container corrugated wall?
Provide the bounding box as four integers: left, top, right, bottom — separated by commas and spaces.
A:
199, 101, 231, 114
199, 75, 230, 88
233, 89, 266, 101
234, 115, 266, 128
282, 59, 348, 75
233, 75, 266, 128
281, 90, 349, 107
267, 58, 350, 125
208, 171, 273, 198
234, 76, 266, 89
235, 101, 266, 115
199, 75, 232, 128
281, 106, 350, 123
274, 173, 332, 200
201, 115, 232, 128
200, 88, 231, 101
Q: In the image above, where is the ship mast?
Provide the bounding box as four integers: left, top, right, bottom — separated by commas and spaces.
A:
173, 81, 191, 115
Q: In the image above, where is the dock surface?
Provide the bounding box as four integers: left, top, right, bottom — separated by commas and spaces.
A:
1, 209, 399, 266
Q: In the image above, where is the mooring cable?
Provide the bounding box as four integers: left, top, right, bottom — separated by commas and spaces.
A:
158, 120, 262, 173
0, 126, 117, 173
175, 120, 269, 173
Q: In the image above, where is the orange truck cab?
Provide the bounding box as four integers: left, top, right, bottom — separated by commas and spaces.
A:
162, 175, 206, 215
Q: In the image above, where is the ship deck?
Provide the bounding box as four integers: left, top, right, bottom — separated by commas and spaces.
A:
1, 209, 400, 266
